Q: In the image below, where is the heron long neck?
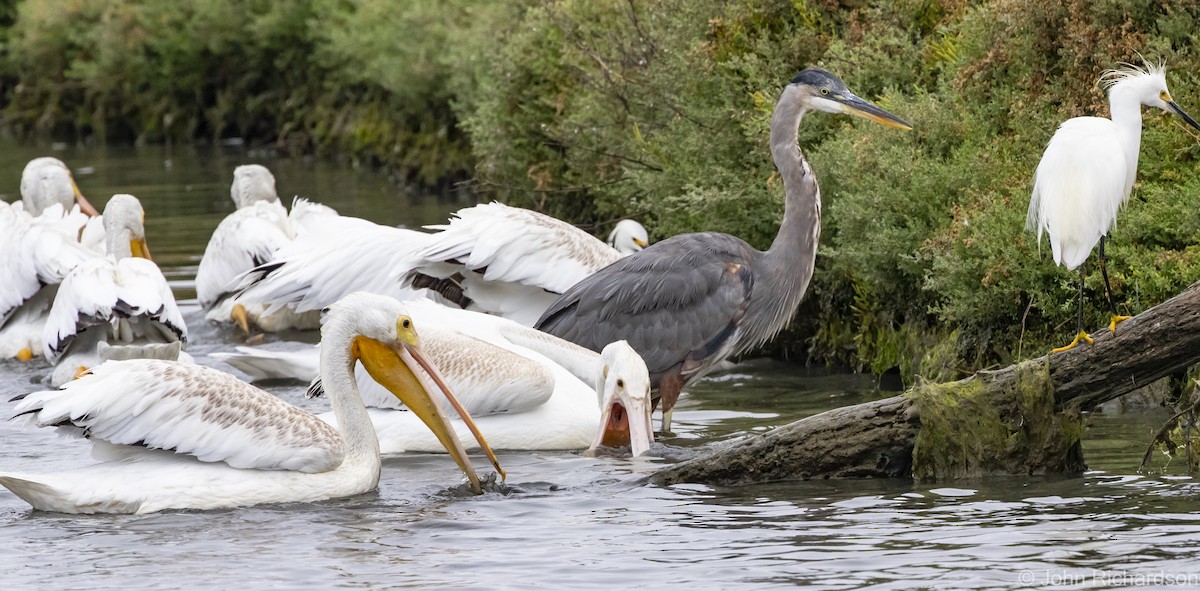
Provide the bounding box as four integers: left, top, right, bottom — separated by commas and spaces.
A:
320, 323, 382, 464
1108, 88, 1145, 192
742, 89, 821, 350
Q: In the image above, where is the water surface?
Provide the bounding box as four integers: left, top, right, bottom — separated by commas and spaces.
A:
1, 141, 1198, 590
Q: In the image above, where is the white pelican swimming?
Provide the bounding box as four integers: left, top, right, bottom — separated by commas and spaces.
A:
0, 159, 103, 360
42, 194, 188, 386
235, 201, 646, 327
19, 157, 100, 218
196, 165, 338, 333
404, 202, 646, 325
214, 298, 655, 456
607, 219, 649, 255
1, 293, 501, 514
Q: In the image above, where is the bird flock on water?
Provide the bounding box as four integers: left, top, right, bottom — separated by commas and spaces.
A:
0, 61, 1193, 514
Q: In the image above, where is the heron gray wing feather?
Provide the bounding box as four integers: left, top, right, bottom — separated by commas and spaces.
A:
536, 232, 754, 381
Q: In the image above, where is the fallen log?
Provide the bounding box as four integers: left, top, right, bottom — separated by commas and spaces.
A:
652, 280, 1200, 486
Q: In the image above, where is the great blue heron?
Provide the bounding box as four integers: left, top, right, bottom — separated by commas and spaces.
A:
1026, 62, 1200, 353
535, 67, 912, 433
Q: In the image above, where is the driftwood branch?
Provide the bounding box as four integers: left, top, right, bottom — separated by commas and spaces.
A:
653, 280, 1200, 486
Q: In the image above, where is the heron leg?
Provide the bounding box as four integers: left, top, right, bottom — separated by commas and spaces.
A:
1053, 267, 1093, 354
658, 371, 683, 437
1098, 236, 1131, 333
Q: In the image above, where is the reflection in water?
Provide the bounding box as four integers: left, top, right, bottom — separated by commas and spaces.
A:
0, 140, 1198, 589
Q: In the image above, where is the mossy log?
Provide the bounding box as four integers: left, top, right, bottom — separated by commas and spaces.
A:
653, 281, 1200, 486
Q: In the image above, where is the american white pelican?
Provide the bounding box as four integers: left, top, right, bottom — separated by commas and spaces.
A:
42, 194, 188, 386
0, 158, 103, 361
196, 164, 338, 333
230, 213, 430, 322
19, 157, 99, 218
607, 219, 649, 255
214, 298, 655, 456
1, 293, 500, 514
404, 202, 637, 325
233, 201, 644, 327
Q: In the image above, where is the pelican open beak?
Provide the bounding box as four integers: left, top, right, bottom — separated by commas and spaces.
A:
835, 92, 912, 131
130, 237, 153, 261
1166, 99, 1200, 132
591, 386, 654, 457
71, 177, 100, 217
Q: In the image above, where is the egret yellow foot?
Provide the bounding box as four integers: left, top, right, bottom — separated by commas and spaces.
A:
16, 347, 33, 362
1108, 314, 1132, 333
1052, 330, 1094, 354
231, 303, 251, 336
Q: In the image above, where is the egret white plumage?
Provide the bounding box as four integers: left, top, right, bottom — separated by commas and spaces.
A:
1026, 61, 1200, 352
1, 293, 501, 514
195, 164, 337, 333
536, 68, 912, 435
607, 219, 650, 254
214, 298, 655, 456
42, 194, 188, 386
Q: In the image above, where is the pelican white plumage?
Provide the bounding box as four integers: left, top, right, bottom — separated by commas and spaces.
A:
1, 293, 500, 514
233, 201, 644, 327
42, 194, 188, 386
196, 164, 338, 333
214, 298, 655, 456
1027, 61, 1200, 352
19, 157, 99, 218
607, 219, 649, 255
405, 202, 637, 325
0, 158, 103, 360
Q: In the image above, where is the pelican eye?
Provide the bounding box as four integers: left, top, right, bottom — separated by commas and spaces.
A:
616, 378, 625, 389
402, 318, 412, 329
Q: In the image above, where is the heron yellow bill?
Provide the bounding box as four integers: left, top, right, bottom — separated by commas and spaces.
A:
835, 92, 913, 131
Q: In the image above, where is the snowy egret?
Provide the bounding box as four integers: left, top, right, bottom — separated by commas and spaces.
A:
1027, 62, 1200, 352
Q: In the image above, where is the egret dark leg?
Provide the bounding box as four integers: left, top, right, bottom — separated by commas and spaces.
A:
1098, 236, 1131, 333
1053, 266, 1093, 354
658, 371, 683, 437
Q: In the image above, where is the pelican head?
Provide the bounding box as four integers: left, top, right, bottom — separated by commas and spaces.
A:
20, 157, 96, 217
590, 341, 654, 457
787, 67, 912, 130
1102, 62, 1200, 131
103, 194, 152, 261
231, 164, 280, 209
326, 293, 504, 492
607, 219, 649, 255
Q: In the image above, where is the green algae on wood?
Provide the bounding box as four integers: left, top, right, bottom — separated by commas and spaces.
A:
910, 359, 1084, 480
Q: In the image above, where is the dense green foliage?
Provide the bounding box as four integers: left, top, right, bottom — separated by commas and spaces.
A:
4, 0, 1200, 380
